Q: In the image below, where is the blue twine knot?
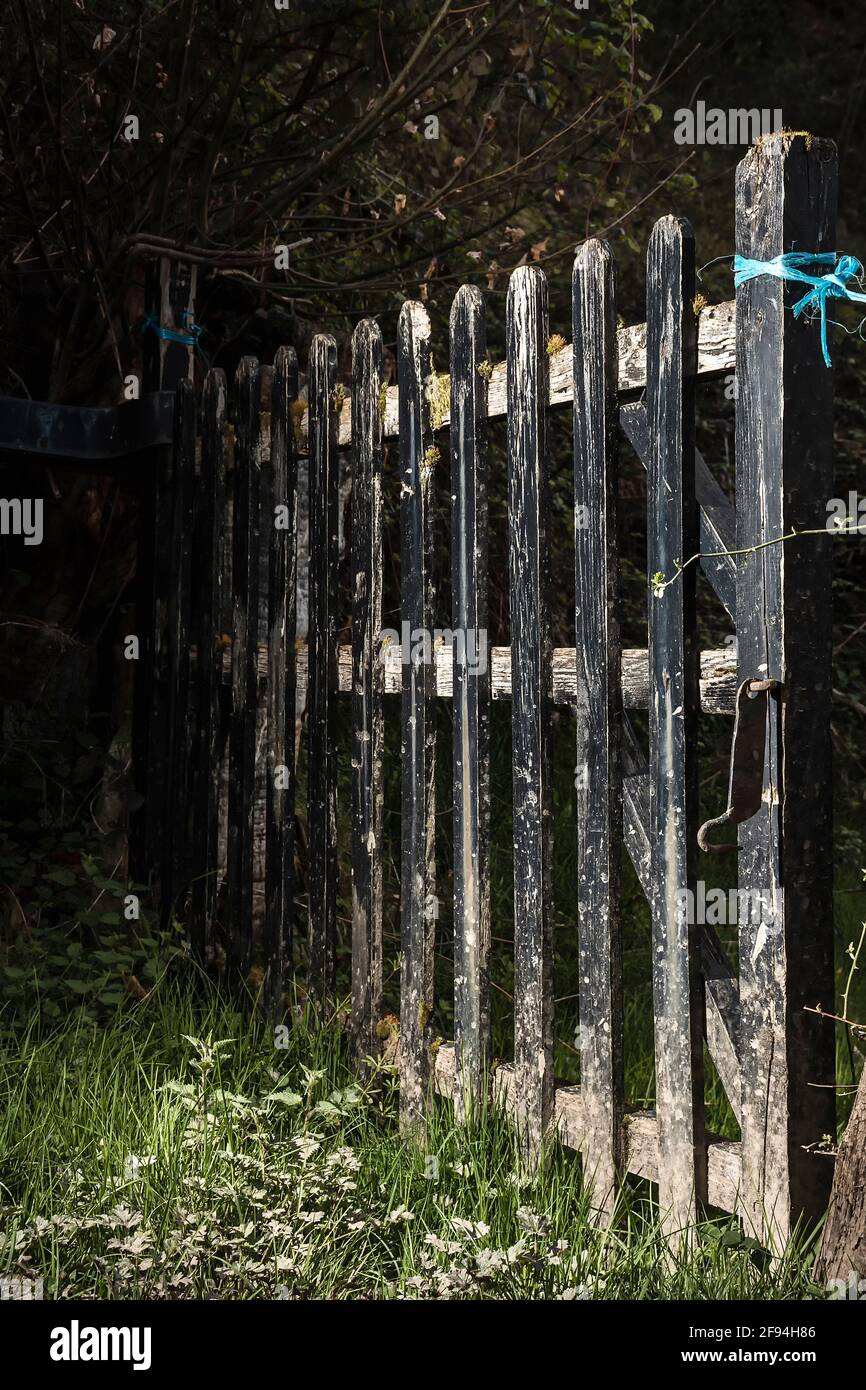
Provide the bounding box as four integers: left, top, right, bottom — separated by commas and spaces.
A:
141, 310, 205, 350
732, 251, 866, 367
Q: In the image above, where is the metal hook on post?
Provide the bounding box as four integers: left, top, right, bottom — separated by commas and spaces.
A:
697, 677, 779, 853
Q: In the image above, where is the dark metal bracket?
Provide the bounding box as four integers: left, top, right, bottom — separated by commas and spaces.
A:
698, 677, 779, 853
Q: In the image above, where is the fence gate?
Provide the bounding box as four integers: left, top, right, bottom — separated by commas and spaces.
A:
135, 133, 837, 1248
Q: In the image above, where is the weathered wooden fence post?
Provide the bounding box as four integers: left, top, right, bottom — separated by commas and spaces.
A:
735, 132, 837, 1247
507, 264, 554, 1160
162, 380, 196, 926
350, 320, 385, 1069
307, 336, 340, 1012
131, 256, 198, 889
129, 448, 164, 891
227, 358, 262, 984
572, 238, 624, 1218
264, 346, 299, 1015
646, 215, 706, 1235
398, 301, 437, 1138
132, 406, 172, 899
190, 369, 228, 965
450, 285, 491, 1120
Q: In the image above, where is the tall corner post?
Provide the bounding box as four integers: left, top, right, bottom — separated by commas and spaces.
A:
734, 133, 837, 1247
130, 254, 198, 890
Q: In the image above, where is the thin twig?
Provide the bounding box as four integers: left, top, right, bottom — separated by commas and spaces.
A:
652, 522, 856, 597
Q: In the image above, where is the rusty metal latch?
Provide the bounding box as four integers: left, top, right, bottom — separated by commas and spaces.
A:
697, 678, 779, 853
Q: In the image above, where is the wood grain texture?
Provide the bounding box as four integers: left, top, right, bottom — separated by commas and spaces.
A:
432, 1046, 742, 1215
350, 319, 385, 1072
191, 369, 228, 962
700, 922, 742, 1125
307, 335, 340, 1012
507, 265, 554, 1159
398, 301, 437, 1138
621, 717, 742, 1126
265, 347, 298, 1015
290, 301, 737, 450
572, 239, 624, 1218
620, 402, 736, 621
734, 133, 836, 1247
227, 358, 262, 983
646, 216, 707, 1232
450, 285, 491, 1119
621, 714, 653, 896
233, 641, 739, 711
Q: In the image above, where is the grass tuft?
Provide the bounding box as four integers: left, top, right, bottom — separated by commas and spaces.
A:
0, 978, 829, 1301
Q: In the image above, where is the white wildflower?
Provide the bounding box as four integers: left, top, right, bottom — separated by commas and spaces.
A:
515, 1206, 548, 1235
123, 1155, 157, 1180
476, 1248, 507, 1275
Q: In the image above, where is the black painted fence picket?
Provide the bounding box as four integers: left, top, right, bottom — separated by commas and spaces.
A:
136, 135, 836, 1248
450, 284, 490, 1122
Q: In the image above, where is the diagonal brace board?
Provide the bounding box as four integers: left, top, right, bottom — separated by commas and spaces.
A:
620, 401, 736, 621
621, 716, 741, 1124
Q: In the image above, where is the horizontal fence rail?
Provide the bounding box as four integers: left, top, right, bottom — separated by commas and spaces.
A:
290, 301, 737, 451
136, 134, 836, 1251
431, 1044, 742, 1214
220, 642, 740, 711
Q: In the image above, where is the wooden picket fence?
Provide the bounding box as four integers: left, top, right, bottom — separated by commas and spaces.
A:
131, 134, 838, 1248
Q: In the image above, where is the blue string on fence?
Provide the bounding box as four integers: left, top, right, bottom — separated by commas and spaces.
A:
732, 251, 866, 367
141, 311, 209, 366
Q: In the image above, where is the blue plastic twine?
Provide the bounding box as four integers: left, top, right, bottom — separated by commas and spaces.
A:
141, 310, 205, 350
732, 251, 866, 367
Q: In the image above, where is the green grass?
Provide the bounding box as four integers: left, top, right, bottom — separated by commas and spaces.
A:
2, 669, 863, 1300
0, 973, 835, 1301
